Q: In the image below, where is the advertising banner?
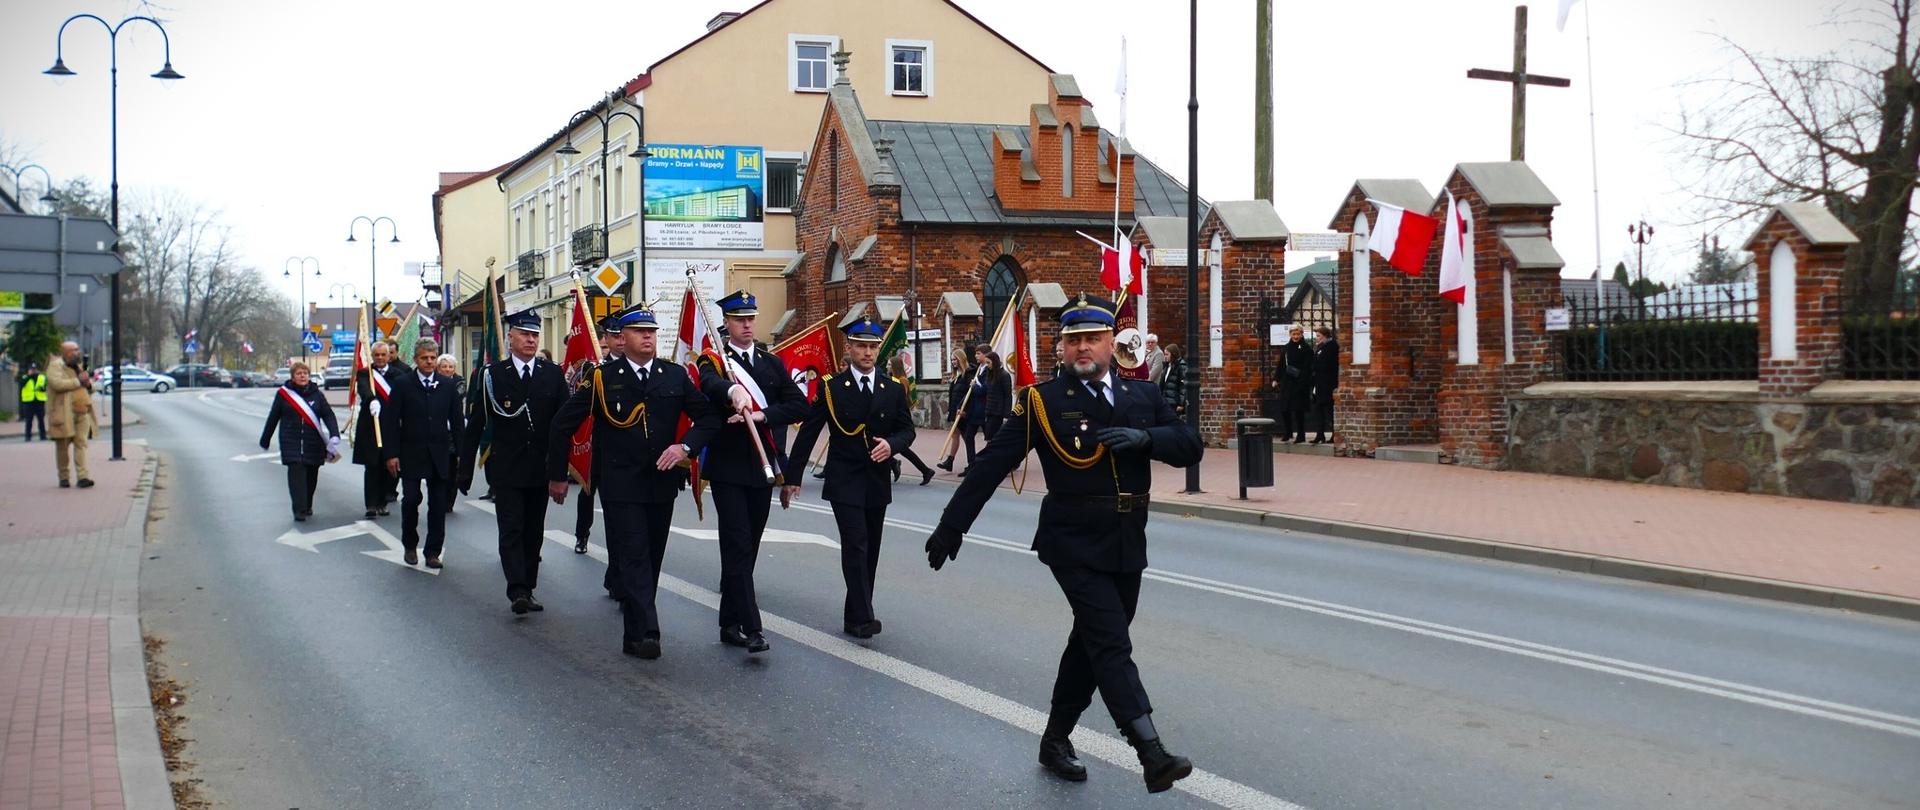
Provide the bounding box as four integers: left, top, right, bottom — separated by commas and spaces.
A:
644, 144, 765, 250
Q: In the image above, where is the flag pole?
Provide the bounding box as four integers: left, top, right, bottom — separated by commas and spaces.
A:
1581, 0, 1603, 307
699, 287, 778, 484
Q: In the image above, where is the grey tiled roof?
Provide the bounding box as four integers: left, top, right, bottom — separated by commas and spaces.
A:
868, 119, 1201, 226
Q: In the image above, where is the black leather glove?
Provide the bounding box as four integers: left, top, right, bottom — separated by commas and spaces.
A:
1096, 426, 1152, 454
925, 525, 963, 570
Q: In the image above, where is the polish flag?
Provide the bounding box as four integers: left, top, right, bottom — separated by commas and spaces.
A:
1436, 190, 1473, 305
1367, 199, 1440, 276
1100, 233, 1145, 294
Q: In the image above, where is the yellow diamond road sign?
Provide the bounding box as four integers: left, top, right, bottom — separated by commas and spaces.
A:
591, 262, 627, 297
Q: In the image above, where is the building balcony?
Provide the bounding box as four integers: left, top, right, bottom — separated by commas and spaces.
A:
571, 225, 607, 267
516, 251, 546, 288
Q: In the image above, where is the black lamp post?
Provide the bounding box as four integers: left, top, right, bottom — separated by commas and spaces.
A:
46, 13, 185, 462
1183, 0, 1203, 494
0, 163, 60, 213
346, 216, 398, 336
555, 101, 647, 294
285, 257, 320, 362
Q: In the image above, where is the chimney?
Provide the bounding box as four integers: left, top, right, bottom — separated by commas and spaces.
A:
706, 11, 741, 31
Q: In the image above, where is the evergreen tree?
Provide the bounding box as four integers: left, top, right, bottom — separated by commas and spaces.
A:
1611, 262, 1631, 286
6, 294, 65, 368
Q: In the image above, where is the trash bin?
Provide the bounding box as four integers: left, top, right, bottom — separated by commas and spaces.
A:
1236, 417, 1275, 499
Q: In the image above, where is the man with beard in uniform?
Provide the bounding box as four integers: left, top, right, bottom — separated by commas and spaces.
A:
353, 342, 400, 518
782, 317, 915, 639
548, 304, 722, 659
695, 289, 809, 655
460, 311, 571, 614
924, 294, 1202, 794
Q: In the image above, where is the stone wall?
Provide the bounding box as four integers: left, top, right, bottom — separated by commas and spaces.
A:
1509, 383, 1920, 507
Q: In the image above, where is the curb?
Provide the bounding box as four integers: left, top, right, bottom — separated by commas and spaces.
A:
106, 447, 174, 810
1150, 499, 1920, 624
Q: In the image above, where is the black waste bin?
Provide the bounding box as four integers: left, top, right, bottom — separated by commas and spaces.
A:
1236, 417, 1275, 499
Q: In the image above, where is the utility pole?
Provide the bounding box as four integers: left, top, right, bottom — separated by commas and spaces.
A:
1253, 0, 1273, 202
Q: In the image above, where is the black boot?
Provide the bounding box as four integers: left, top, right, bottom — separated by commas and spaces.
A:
1038, 711, 1088, 782
1120, 715, 1192, 793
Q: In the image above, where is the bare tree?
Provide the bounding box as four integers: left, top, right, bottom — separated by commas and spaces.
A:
1675, 0, 1919, 297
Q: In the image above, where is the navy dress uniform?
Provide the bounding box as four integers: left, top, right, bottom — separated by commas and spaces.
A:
784, 318, 917, 638
381, 352, 465, 567
549, 304, 723, 659
695, 289, 810, 654
461, 311, 572, 614
925, 294, 1202, 793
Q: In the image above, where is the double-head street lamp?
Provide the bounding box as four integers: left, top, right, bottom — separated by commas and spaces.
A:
346, 216, 398, 337
285, 256, 321, 361
46, 13, 185, 462
554, 100, 648, 291
0, 164, 60, 213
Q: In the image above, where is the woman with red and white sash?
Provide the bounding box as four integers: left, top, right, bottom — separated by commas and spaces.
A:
260, 362, 342, 521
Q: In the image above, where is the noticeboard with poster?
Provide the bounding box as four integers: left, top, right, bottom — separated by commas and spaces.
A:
643, 144, 765, 250
642, 258, 726, 346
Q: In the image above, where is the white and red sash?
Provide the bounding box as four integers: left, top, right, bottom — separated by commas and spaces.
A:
368, 367, 392, 401
278, 385, 329, 437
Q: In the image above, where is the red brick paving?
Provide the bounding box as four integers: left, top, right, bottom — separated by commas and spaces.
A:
912, 426, 1920, 600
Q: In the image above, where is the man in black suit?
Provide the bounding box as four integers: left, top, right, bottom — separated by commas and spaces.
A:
783, 317, 916, 639
925, 294, 1203, 794
695, 289, 809, 655
549, 304, 722, 659
353, 342, 400, 518
461, 311, 570, 614
382, 337, 463, 568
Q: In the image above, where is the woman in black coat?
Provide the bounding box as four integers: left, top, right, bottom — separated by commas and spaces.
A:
981, 350, 1012, 440
259, 363, 341, 521
1160, 343, 1189, 415
1276, 326, 1315, 442
1310, 327, 1341, 444
937, 350, 980, 471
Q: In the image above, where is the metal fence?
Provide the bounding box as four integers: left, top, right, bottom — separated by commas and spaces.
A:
1842, 276, 1920, 380
1558, 283, 1759, 381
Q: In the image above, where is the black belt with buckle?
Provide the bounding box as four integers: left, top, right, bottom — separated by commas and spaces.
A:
1050, 493, 1151, 513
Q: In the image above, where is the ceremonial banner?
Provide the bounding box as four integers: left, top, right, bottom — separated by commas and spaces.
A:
773, 315, 838, 402
562, 285, 597, 491
873, 310, 915, 401
474, 270, 507, 467
1009, 303, 1038, 388
672, 283, 722, 517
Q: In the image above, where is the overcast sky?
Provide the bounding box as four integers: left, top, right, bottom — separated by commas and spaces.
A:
0, 0, 1851, 312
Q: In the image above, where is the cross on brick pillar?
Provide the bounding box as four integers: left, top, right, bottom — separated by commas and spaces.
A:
1747, 201, 1859, 397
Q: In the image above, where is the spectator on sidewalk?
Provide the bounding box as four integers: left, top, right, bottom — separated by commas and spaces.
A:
936, 348, 981, 472
45, 343, 96, 488
259, 362, 341, 521
1160, 344, 1189, 416
18, 362, 47, 441
1276, 326, 1313, 443
1310, 327, 1340, 444
1143, 334, 1167, 387
981, 350, 1012, 441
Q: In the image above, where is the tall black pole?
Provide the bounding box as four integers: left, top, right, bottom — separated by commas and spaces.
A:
1183, 0, 1202, 494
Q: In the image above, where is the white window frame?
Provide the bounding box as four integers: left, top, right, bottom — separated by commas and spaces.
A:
764, 150, 805, 213
886, 38, 934, 97
789, 34, 840, 93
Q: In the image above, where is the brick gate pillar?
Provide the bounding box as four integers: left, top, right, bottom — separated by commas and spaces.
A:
1746, 201, 1859, 398
1329, 179, 1437, 455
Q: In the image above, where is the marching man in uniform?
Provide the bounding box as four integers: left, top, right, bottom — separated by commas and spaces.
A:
924, 294, 1202, 793
461, 310, 570, 615
695, 289, 809, 655
549, 304, 722, 659
782, 317, 916, 639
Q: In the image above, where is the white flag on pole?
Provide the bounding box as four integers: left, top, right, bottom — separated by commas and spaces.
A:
1556, 0, 1580, 31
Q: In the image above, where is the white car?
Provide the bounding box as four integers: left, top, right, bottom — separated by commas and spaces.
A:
98, 367, 177, 393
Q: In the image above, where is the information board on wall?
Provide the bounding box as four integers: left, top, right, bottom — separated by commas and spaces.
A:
643, 144, 765, 250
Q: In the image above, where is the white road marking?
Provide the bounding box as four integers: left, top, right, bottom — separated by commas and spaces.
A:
196, 390, 270, 418
670, 526, 841, 550
275, 519, 438, 575
817, 506, 1920, 740
539, 531, 1305, 810
229, 451, 278, 462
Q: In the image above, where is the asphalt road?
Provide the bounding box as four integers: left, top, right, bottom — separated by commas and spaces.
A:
131, 388, 1920, 809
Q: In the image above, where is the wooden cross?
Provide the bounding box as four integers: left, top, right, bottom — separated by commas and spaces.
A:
1466, 5, 1571, 161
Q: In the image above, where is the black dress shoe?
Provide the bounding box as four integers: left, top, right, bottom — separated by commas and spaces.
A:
425, 556, 443, 569
623, 638, 662, 659
574, 536, 589, 554
365, 509, 378, 518
376, 507, 391, 516
512, 596, 532, 615
77, 478, 94, 488
892, 460, 902, 482
844, 621, 875, 639
293, 513, 307, 522
1039, 737, 1089, 782
59, 480, 71, 488
1310, 436, 1327, 445
744, 631, 770, 654
1121, 716, 1193, 794
865, 619, 882, 636
720, 625, 751, 647
920, 469, 934, 486
404, 548, 419, 566
525, 596, 544, 612
936, 458, 953, 471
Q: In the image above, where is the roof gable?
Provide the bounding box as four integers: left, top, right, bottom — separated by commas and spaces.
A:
1454, 162, 1559, 208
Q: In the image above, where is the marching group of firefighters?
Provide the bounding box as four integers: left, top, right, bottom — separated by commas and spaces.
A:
258, 288, 1202, 794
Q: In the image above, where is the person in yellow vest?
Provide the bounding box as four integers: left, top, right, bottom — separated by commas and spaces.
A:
17, 362, 48, 441
45, 342, 97, 488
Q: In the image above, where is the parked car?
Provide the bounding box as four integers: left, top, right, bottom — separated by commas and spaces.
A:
164, 363, 234, 388
96, 367, 177, 394
323, 356, 356, 390
233, 370, 276, 388
272, 367, 293, 383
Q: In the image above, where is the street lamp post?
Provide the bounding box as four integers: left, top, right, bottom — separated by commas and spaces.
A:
45, 13, 185, 462
553, 100, 647, 294
285, 256, 320, 362
1183, 0, 1203, 494
0, 164, 60, 213
346, 216, 398, 337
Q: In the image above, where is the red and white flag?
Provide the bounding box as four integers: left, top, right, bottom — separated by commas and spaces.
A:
561, 286, 597, 491
1100, 233, 1145, 294
241, 341, 254, 354
1436, 190, 1473, 305
672, 284, 722, 518
1367, 199, 1440, 276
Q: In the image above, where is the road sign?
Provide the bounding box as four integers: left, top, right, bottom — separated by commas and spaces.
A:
183, 338, 199, 354
302, 331, 324, 353
591, 261, 628, 297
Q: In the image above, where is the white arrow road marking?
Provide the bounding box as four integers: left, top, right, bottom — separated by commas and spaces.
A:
229, 451, 278, 462
275, 519, 438, 575
670, 526, 840, 550
538, 530, 1302, 810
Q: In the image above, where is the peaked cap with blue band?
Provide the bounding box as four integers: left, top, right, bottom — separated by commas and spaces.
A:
1058, 292, 1118, 335
504, 310, 543, 333
716, 289, 758, 317
843, 316, 886, 343
615, 303, 660, 330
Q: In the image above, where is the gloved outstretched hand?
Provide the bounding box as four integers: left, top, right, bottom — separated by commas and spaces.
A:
1096, 426, 1152, 454
925, 525, 963, 570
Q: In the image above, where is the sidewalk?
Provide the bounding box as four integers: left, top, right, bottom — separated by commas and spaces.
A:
0, 440, 169, 810
910, 426, 1920, 620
